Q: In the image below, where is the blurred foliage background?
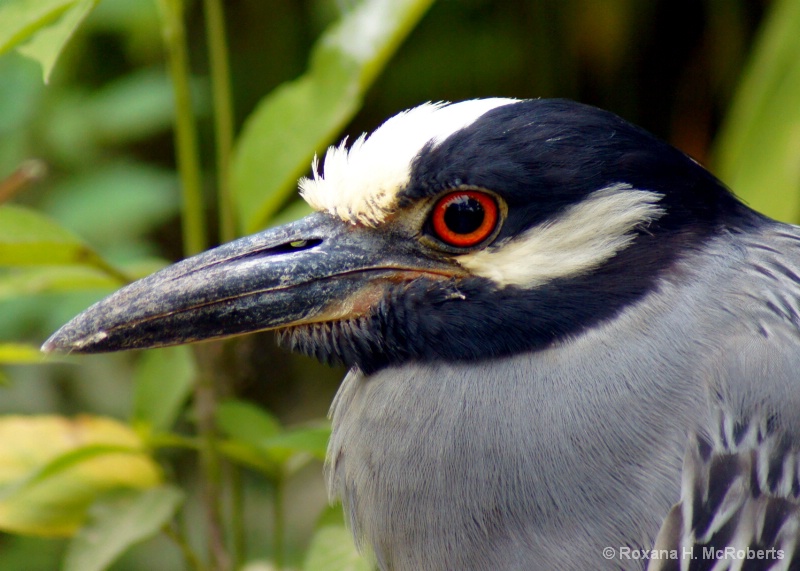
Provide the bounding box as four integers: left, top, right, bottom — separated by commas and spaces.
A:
0, 0, 799, 569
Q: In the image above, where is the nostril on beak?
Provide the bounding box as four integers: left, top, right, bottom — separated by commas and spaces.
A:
281, 238, 322, 252
287, 239, 321, 250
231, 239, 324, 263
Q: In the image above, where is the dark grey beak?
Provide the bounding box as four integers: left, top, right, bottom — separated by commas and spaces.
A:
42, 212, 462, 354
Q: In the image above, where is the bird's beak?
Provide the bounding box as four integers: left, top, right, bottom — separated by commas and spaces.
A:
43, 212, 463, 354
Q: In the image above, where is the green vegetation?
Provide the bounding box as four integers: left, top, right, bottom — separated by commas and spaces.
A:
0, 0, 798, 569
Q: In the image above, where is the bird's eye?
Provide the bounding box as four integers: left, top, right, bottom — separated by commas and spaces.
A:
431, 190, 499, 248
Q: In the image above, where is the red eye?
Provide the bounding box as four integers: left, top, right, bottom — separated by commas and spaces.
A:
431, 190, 499, 248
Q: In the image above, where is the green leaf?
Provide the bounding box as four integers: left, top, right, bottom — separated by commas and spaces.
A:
85, 68, 196, 144
269, 199, 313, 228
0, 51, 43, 134
261, 425, 330, 462
0, 204, 104, 267
16, 0, 99, 83
232, 0, 435, 234
713, 0, 800, 223
217, 440, 278, 478
132, 347, 196, 432
216, 399, 281, 446
303, 509, 372, 571
0, 0, 75, 55
0, 534, 62, 569
62, 486, 183, 571
42, 162, 180, 246
0, 266, 118, 299
0, 342, 45, 364
215, 402, 327, 477
216, 401, 328, 474
43, 69, 208, 153
82, 66, 210, 145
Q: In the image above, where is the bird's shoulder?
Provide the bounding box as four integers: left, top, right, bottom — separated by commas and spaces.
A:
641, 218, 800, 571
697, 220, 800, 435
727, 220, 800, 332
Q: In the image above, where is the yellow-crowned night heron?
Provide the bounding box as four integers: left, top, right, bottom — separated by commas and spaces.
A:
45, 99, 800, 570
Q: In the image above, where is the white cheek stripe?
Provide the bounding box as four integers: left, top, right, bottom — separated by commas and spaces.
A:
299, 99, 518, 226
457, 184, 665, 287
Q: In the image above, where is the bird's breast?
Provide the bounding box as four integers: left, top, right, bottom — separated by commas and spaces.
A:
326, 330, 706, 570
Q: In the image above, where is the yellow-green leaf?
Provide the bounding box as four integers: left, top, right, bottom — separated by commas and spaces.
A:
713, 0, 800, 223
0, 342, 44, 364
0, 0, 75, 55
16, 0, 99, 83
0, 204, 109, 268
231, 0, 435, 234
0, 415, 161, 536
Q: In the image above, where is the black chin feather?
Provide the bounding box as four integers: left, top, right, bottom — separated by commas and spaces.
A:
276, 316, 387, 373
275, 257, 661, 375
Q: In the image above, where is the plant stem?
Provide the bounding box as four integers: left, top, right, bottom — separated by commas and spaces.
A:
87, 252, 136, 284
147, 432, 202, 451
158, 5, 223, 561
164, 523, 208, 571
228, 462, 246, 569
159, 0, 207, 257
202, 0, 236, 243
273, 472, 285, 570
0, 159, 47, 204
193, 343, 232, 571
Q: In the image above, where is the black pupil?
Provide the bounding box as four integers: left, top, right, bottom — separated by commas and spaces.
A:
444, 196, 485, 235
